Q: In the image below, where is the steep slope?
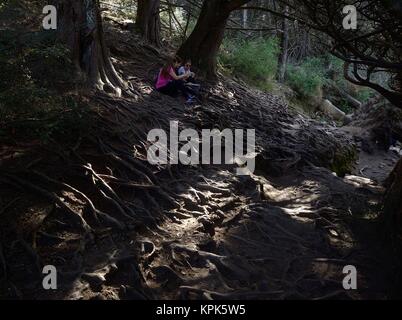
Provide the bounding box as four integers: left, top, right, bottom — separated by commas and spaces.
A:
0, 23, 398, 300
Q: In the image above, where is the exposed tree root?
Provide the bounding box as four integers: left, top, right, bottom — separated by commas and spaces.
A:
0, 242, 7, 280
0, 23, 397, 300
0, 198, 21, 216
18, 238, 42, 276
0, 174, 92, 234
179, 286, 284, 300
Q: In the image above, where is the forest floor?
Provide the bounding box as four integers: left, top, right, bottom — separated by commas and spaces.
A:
0, 23, 401, 300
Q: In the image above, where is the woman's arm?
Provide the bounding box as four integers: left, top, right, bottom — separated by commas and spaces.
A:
169, 68, 189, 80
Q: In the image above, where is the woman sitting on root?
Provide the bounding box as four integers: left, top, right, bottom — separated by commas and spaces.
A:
155, 56, 195, 103
178, 59, 201, 98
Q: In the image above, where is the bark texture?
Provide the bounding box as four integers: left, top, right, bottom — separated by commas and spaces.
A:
136, 0, 161, 46
384, 157, 402, 239
177, 0, 250, 79
57, 0, 125, 93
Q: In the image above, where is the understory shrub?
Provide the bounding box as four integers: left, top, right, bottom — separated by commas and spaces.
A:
286, 57, 326, 98
219, 38, 280, 90
0, 29, 90, 143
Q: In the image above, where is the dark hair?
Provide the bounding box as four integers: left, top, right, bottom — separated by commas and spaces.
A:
161, 56, 182, 77
184, 59, 192, 65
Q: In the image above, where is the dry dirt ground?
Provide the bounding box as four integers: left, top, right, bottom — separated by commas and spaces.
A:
0, 25, 400, 300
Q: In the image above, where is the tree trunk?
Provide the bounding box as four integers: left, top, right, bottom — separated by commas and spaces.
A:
57, 0, 126, 94
177, 0, 250, 79
327, 81, 362, 109
277, 5, 289, 82
384, 157, 402, 239
136, 0, 161, 46
299, 29, 309, 61
242, 8, 248, 28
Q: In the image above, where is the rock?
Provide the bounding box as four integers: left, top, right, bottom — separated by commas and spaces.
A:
119, 285, 147, 300
81, 272, 106, 286
151, 265, 184, 288
197, 216, 215, 236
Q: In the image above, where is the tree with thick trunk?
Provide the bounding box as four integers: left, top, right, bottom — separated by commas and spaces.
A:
177, 0, 251, 79
136, 0, 161, 47
384, 157, 402, 240
57, 0, 126, 94
277, 5, 289, 83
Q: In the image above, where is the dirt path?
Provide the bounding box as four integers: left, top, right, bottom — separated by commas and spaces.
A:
353, 147, 401, 184
133, 165, 393, 300
43, 157, 394, 300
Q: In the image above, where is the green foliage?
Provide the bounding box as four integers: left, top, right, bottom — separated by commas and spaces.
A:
337, 100, 354, 114
219, 38, 280, 90
286, 54, 376, 112
0, 0, 45, 25
330, 147, 358, 177
0, 30, 89, 144
328, 55, 375, 104
355, 88, 374, 103
286, 57, 326, 98
0, 96, 91, 143
327, 55, 344, 75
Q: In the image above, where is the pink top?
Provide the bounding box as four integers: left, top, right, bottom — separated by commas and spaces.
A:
156, 67, 173, 89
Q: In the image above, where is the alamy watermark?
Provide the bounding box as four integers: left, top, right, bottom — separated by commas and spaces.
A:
343, 5, 358, 30
42, 265, 57, 290
42, 5, 57, 30
342, 265, 357, 290
147, 121, 256, 175
41, 4, 358, 31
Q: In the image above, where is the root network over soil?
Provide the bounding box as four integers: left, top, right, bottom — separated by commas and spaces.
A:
0, 25, 399, 300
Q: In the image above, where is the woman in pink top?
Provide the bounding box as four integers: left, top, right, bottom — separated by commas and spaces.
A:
156, 56, 193, 102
